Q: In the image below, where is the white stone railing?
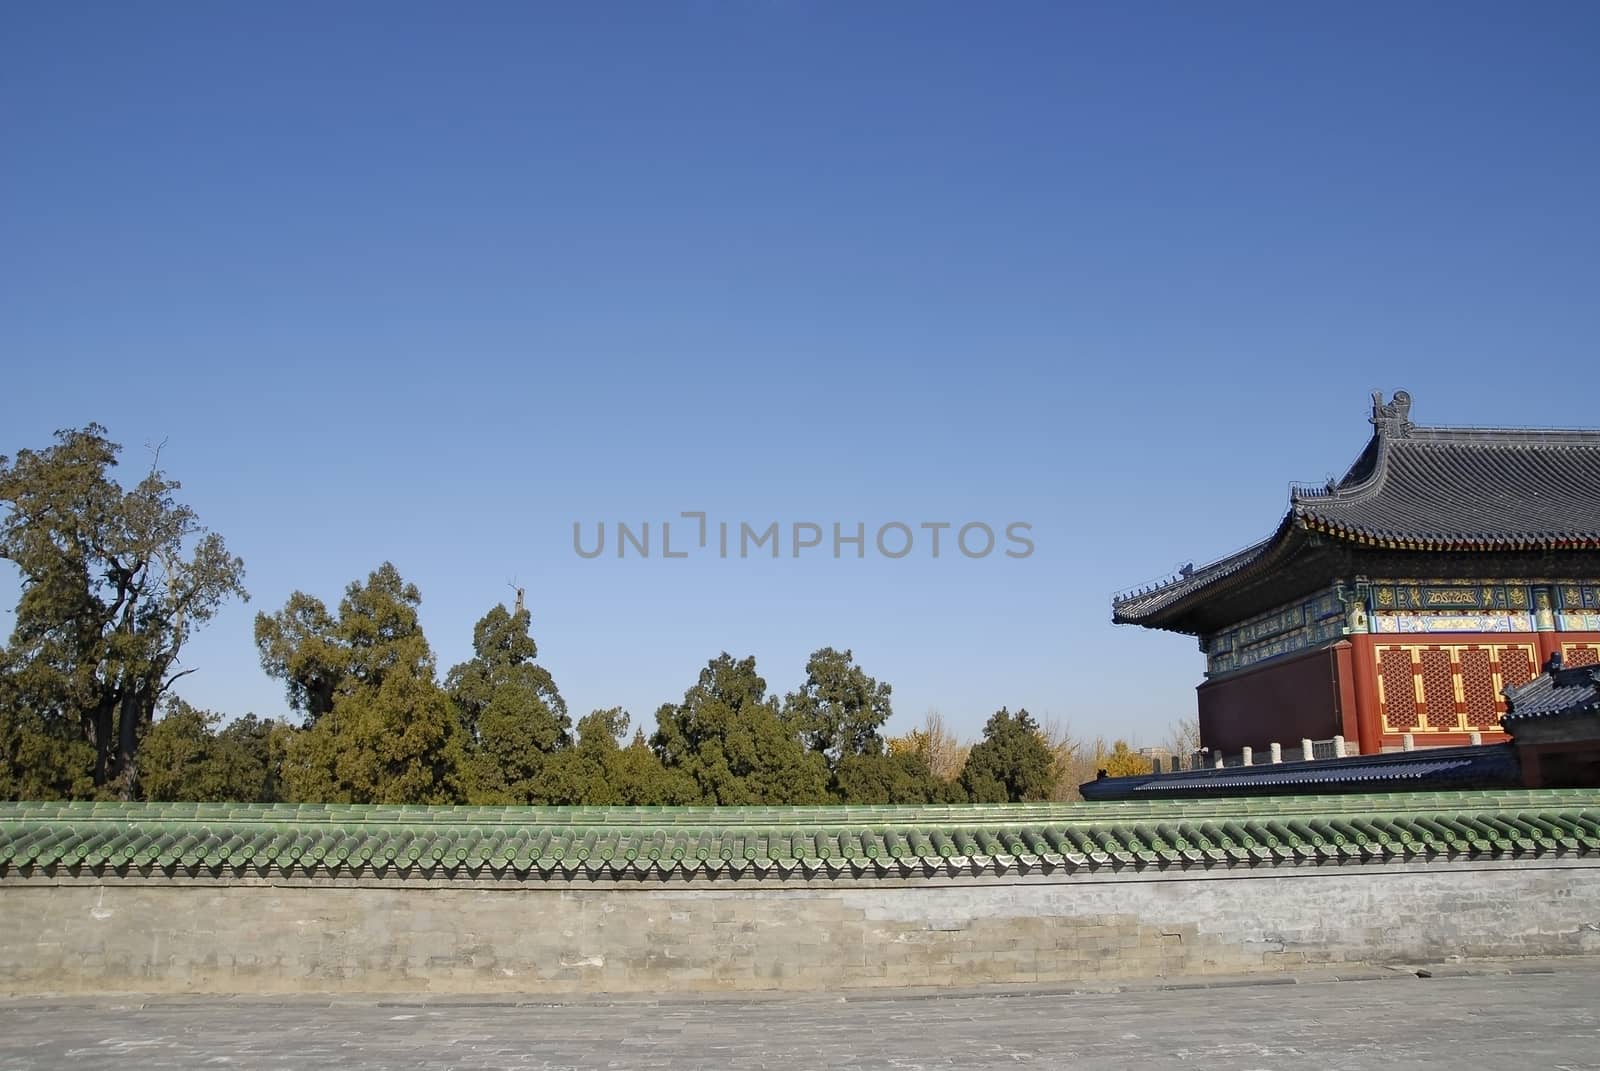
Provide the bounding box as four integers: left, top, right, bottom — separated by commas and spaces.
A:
1150, 732, 1487, 774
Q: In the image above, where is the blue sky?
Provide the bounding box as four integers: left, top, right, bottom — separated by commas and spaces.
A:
3, 3, 1598, 747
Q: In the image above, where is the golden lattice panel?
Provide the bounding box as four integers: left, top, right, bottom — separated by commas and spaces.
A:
1563, 643, 1600, 668
1373, 642, 1535, 733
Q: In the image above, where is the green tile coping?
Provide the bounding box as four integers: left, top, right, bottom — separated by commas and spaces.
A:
1, 790, 1596, 877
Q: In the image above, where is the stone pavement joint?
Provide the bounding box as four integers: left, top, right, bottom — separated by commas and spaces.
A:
3, 954, 1590, 1009
1, 959, 1599, 1070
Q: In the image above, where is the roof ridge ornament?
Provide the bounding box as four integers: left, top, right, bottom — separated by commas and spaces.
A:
1370, 389, 1414, 438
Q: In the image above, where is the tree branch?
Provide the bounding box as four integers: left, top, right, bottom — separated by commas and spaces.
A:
144, 437, 168, 476
161, 666, 199, 692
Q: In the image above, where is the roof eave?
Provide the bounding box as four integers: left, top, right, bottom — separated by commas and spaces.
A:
1296, 515, 1600, 553
1112, 520, 1306, 634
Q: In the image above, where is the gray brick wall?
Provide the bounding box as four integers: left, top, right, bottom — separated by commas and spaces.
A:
2, 860, 1596, 994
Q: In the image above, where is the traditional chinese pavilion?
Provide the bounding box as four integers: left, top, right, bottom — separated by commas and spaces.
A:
1113, 390, 1600, 757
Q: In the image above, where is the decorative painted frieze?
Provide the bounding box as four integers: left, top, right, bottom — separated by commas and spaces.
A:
1368, 579, 1600, 636
1373, 612, 1536, 635
1370, 581, 1531, 612
1555, 584, 1600, 630
1557, 584, 1600, 610
1204, 589, 1343, 675
1205, 579, 1600, 676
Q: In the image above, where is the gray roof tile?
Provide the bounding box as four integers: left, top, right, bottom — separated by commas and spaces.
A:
1503, 664, 1600, 722
1114, 391, 1600, 626
1080, 745, 1522, 800
1294, 426, 1600, 549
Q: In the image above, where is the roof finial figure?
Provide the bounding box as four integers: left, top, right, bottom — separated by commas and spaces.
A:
1370, 389, 1414, 437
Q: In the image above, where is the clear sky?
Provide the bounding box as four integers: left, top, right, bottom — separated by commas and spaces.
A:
3, 3, 1598, 747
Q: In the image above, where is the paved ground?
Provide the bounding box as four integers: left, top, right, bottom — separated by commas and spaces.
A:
2, 965, 1599, 1070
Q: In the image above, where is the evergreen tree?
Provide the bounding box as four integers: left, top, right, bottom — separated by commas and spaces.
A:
833, 748, 962, 804
0, 671, 97, 800
959, 707, 1055, 803
139, 699, 285, 802
280, 667, 465, 804
254, 562, 432, 724
448, 600, 569, 804
782, 647, 893, 770
652, 653, 828, 805
547, 711, 696, 806
531, 708, 697, 805
0, 425, 247, 795
259, 564, 464, 804
609, 727, 698, 805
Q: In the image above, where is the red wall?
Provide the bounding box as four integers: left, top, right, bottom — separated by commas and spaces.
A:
1196, 643, 1347, 755
1195, 632, 1600, 758
1347, 630, 1600, 752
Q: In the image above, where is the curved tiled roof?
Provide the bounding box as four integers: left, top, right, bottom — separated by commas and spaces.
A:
1292, 427, 1600, 551
1109, 538, 1281, 623
1, 792, 1597, 880
1503, 665, 1600, 722
1113, 392, 1600, 628
1078, 745, 1521, 800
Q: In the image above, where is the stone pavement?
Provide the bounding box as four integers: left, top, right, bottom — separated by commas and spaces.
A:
2, 963, 1599, 1070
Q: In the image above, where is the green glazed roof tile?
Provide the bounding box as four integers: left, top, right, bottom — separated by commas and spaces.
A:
3, 790, 1599, 880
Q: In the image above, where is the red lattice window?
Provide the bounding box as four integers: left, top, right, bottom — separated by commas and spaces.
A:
1499, 645, 1536, 690
1379, 647, 1419, 731
1459, 647, 1500, 727
1417, 648, 1456, 729
1564, 644, 1599, 668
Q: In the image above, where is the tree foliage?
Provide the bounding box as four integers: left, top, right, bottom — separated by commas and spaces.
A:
280, 666, 465, 804
254, 562, 431, 724
535, 709, 698, 806
0, 670, 97, 800
255, 564, 465, 804
833, 748, 964, 804
1096, 740, 1153, 779
887, 710, 970, 783
0, 423, 1179, 807
652, 653, 829, 805
139, 699, 285, 803
782, 647, 893, 767
450, 601, 569, 804
959, 707, 1056, 803
0, 425, 247, 795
